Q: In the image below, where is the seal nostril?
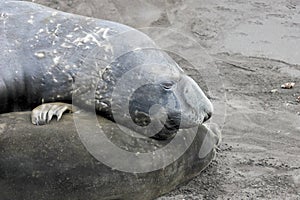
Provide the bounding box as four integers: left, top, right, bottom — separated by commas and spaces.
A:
203, 111, 212, 123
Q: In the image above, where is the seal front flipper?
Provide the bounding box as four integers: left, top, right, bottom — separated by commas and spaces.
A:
31, 103, 75, 125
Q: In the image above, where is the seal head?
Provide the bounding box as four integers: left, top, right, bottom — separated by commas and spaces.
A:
90, 48, 213, 139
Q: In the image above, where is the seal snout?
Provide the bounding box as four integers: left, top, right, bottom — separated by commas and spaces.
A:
176, 75, 213, 127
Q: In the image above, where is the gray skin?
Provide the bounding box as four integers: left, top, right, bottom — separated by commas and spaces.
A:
0, 1, 213, 139
0, 2, 220, 199
0, 112, 221, 200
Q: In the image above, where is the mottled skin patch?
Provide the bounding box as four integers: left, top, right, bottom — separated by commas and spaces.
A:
0, 1, 213, 139
0, 123, 7, 134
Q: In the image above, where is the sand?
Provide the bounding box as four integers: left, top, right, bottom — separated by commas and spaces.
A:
21, 0, 300, 199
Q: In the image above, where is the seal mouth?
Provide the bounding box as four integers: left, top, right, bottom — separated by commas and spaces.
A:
152, 108, 213, 140
150, 117, 180, 140
203, 111, 212, 123
151, 127, 178, 140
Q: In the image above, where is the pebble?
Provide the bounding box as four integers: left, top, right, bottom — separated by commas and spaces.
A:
270, 89, 278, 93
281, 82, 295, 89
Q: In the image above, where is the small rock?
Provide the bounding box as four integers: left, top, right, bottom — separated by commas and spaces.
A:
270, 89, 278, 93
34, 51, 46, 58
281, 82, 295, 89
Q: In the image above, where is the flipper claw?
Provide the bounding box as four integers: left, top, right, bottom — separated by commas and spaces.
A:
31, 103, 74, 125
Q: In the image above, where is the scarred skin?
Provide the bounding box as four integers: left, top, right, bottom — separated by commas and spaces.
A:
0, 2, 221, 200
0, 1, 213, 139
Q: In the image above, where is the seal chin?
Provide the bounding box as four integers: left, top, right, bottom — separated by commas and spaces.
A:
148, 113, 180, 140
151, 124, 179, 140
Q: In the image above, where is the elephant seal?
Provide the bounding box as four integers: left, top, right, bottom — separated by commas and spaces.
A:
0, 1, 213, 139
0, 111, 221, 200
0, 2, 221, 199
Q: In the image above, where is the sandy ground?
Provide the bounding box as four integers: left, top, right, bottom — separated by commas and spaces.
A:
23, 0, 300, 199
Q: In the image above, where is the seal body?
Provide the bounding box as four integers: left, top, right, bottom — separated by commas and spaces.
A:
0, 1, 213, 139
0, 111, 220, 200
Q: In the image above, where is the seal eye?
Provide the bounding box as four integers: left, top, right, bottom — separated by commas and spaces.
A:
160, 81, 174, 90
